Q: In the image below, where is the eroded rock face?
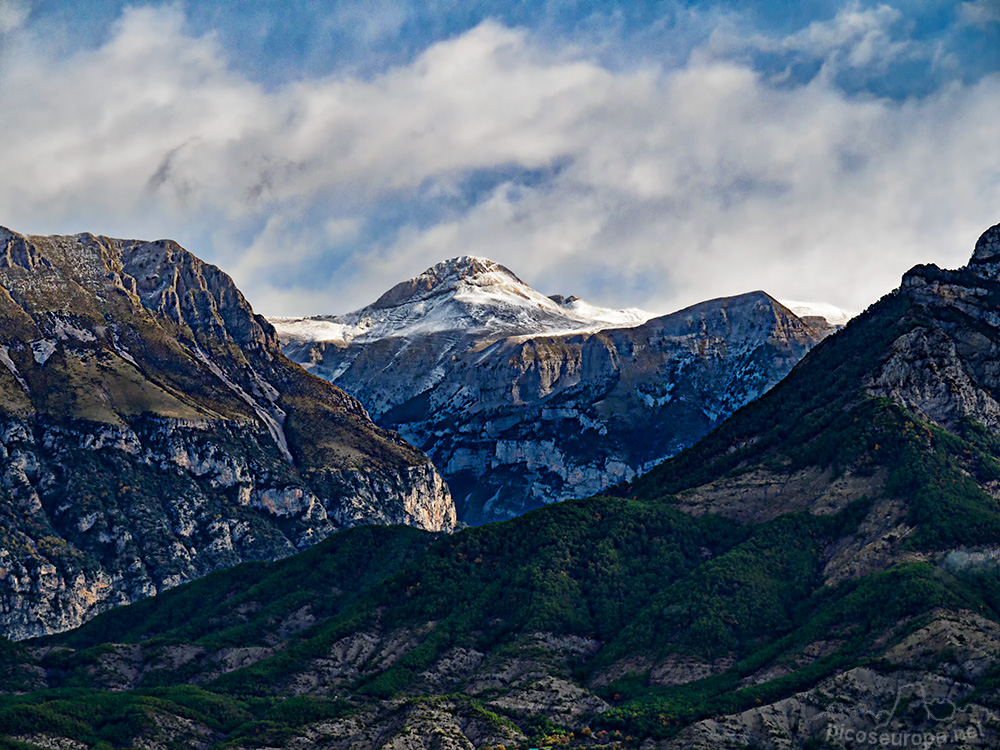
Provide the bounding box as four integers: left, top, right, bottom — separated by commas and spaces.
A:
662, 610, 1000, 750
866, 326, 1000, 432
865, 250, 1000, 437
228, 699, 523, 750
0, 228, 455, 639
425, 287, 830, 523
36, 628, 606, 747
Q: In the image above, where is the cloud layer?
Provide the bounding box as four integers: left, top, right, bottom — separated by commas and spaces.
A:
0, 3, 998, 316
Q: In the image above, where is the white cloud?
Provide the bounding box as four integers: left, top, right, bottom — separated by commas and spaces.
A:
0, 12, 603, 223
700, 2, 929, 82
784, 3, 911, 68
325, 0, 409, 46
0, 4, 998, 318
370, 60, 1000, 316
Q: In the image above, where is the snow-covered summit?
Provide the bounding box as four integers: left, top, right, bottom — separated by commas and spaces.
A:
368, 256, 529, 309
271, 256, 653, 346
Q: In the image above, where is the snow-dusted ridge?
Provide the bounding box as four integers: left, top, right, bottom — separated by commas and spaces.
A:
779, 299, 854, 327
270, 256, 654, 345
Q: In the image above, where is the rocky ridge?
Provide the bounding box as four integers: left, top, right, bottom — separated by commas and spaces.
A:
0, 228, 455, 639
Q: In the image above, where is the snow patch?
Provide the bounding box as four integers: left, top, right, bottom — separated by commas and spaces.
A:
780, 299, 854, 326
270, 317, 352, 345
559, 297, 651, 328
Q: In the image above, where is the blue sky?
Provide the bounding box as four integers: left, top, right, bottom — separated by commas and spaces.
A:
1, 0, 999, 315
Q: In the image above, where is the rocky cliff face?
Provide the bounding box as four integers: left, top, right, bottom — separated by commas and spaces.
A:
396, 292, 834, 523
0, 228, 454, 639
864, 224, 1000, 435
275, 261, 835, 523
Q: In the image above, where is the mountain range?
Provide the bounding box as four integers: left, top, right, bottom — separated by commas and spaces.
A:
3, 223, 1000, 749
274, 257, 842, 523
0, 227, 455, 639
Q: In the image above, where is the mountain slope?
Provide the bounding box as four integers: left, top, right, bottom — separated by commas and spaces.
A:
0, 228, 455, 639
275, 259, 835, 523
4, 224, 1000, 748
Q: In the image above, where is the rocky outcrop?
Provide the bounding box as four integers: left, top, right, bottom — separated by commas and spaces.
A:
969, 220, 1000, 264
864, 225, 1000, 436
663, 609, 1000, 750
0, 228, 455, 639
222, 699, 524, 750
275, 258, 836, 524
22, 627, 606, 747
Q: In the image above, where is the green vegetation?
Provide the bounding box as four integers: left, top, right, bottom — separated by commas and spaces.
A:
5, 488, 979, 746
630, 288, 1000, 552
0, 686, 354, 749
595, 562, 977, 738
1, 484, 999, 748
59, 523, 434, 651
206, 496, 748, 698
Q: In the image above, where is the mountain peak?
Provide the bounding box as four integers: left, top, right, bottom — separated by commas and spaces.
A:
970, 221, 1000, 264
272, 255, 655, 354
436, 255, 522, 281
369, 255, 525, 310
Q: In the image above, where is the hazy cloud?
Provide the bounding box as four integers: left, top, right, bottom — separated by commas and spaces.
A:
0, 0, 29, 34
960, 0, 1000, 27
0, 3, 998, 318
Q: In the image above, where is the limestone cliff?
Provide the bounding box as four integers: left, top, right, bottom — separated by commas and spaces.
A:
864, 222, 1000, 434
0, 228, 454, 639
